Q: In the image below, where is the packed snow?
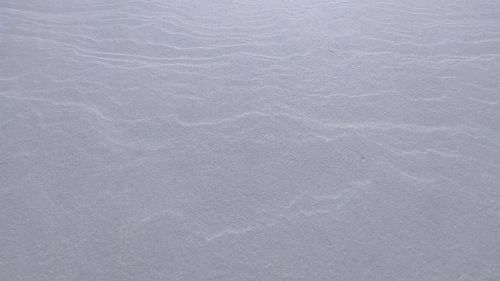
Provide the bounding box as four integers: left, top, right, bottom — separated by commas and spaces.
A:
1, 0, 500, 280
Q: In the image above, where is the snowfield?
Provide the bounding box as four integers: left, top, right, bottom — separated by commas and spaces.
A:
1, 0, 500, 280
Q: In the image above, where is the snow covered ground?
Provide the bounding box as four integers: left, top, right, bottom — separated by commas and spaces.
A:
1, 0, 500, 280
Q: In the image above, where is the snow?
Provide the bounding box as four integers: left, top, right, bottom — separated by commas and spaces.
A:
1, 0, 500, 280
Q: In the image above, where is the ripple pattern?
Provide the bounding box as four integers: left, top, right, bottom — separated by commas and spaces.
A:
1, 0, 500, 280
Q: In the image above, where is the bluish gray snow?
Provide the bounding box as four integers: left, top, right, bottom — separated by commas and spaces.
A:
1, 0, 500, 280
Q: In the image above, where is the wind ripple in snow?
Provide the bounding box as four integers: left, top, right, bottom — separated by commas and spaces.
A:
1, 1, 500, 280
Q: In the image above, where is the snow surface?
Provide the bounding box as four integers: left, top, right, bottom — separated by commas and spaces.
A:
1, 0, 500, 280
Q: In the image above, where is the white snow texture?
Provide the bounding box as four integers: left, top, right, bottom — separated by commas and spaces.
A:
1, 0, 500, 280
